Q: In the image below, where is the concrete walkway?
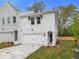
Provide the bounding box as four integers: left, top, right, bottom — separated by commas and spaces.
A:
0, 44, 42, 59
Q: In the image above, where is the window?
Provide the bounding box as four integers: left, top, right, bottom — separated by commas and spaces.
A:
2, 28, 4, 30
7, 17, 10, 24
2, 18, 4, 24
44, 33, 45, 37
13, 16, 16, 23
28, 16, 30, 20
31, 29, 34, 31
37, 17, 41, 24
31, 18, 35, 25
40, 15, 42, 19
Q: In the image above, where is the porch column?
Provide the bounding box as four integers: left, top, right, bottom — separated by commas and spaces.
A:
43, 33, 48, 46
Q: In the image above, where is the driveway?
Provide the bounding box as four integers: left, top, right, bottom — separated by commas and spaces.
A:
0, 44, 42, 59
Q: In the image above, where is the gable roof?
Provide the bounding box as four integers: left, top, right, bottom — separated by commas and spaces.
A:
0, 1, 20, 12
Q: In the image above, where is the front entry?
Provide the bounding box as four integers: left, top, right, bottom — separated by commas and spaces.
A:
14, 31, 18, 41
48, 31, 53, 45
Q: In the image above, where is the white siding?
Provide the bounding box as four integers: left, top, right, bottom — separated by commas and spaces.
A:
19, 12, 58, 46
0, 2, 19, 43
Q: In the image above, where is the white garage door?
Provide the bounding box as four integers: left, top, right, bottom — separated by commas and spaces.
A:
22, 34, 44, 44
0, 32, 13, 42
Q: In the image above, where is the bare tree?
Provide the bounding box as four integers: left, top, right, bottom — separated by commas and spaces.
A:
53, 4, 76, 36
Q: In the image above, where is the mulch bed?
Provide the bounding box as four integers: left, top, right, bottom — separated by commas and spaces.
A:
0, 42, 14, 49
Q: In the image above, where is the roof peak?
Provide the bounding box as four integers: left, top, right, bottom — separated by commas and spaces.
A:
3, 0, 9, 6
2, 0, 19, 12
3, 0, 8, 3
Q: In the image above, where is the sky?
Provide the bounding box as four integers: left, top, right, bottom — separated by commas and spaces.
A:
0, 0, 79, 11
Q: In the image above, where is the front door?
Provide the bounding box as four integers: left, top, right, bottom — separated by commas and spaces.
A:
14, 31, 18, 41
49, 33, 52, 43
48, 31, 53, 45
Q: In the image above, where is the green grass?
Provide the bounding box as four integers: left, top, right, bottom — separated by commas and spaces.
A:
26, 40, 76, 59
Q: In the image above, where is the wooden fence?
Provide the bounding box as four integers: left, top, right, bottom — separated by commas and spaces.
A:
58, 36, 76, 40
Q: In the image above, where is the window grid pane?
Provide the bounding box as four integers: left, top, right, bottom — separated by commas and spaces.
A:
13, 16, 16, 23
8, 17, 10, 24
31, 18, 34, 25
2, 18, 4, 24
37, 17, 41, 24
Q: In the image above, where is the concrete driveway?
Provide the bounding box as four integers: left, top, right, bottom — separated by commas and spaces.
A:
0, 44, 42, 59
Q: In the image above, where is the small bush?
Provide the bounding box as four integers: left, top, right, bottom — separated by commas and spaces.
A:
11, 42, 14, 45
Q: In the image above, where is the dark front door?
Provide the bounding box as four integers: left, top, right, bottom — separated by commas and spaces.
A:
49, 33, 52, 43
48, 31, 53, 44
14, 31, 18, 41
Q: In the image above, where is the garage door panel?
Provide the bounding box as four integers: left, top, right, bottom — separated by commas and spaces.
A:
0, 32, 13, 42
22, 34, 44, 44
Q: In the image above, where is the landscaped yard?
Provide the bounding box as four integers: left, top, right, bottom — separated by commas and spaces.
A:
26, 40, 76, 59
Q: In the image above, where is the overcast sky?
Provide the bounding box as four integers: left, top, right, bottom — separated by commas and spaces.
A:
0, 0, 79, 11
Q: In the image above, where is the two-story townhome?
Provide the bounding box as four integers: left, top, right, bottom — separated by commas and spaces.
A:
0, 1, 58, 46
0, 1, 19, 43
19, 11, 58, 46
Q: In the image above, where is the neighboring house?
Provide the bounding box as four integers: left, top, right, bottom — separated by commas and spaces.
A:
0, 1, 19, 43
0, 1, 58, 46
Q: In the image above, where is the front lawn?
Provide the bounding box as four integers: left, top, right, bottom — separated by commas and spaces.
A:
26, 40, 76, 59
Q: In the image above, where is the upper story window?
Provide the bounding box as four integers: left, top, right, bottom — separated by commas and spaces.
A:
13, 16, 16, 23
40, 15, 42, 19
31, 18, 35, 25
7, 17, 10, 24
2, 18, 4, 24
37, 17, 41, 24
28, 16, 31, 21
